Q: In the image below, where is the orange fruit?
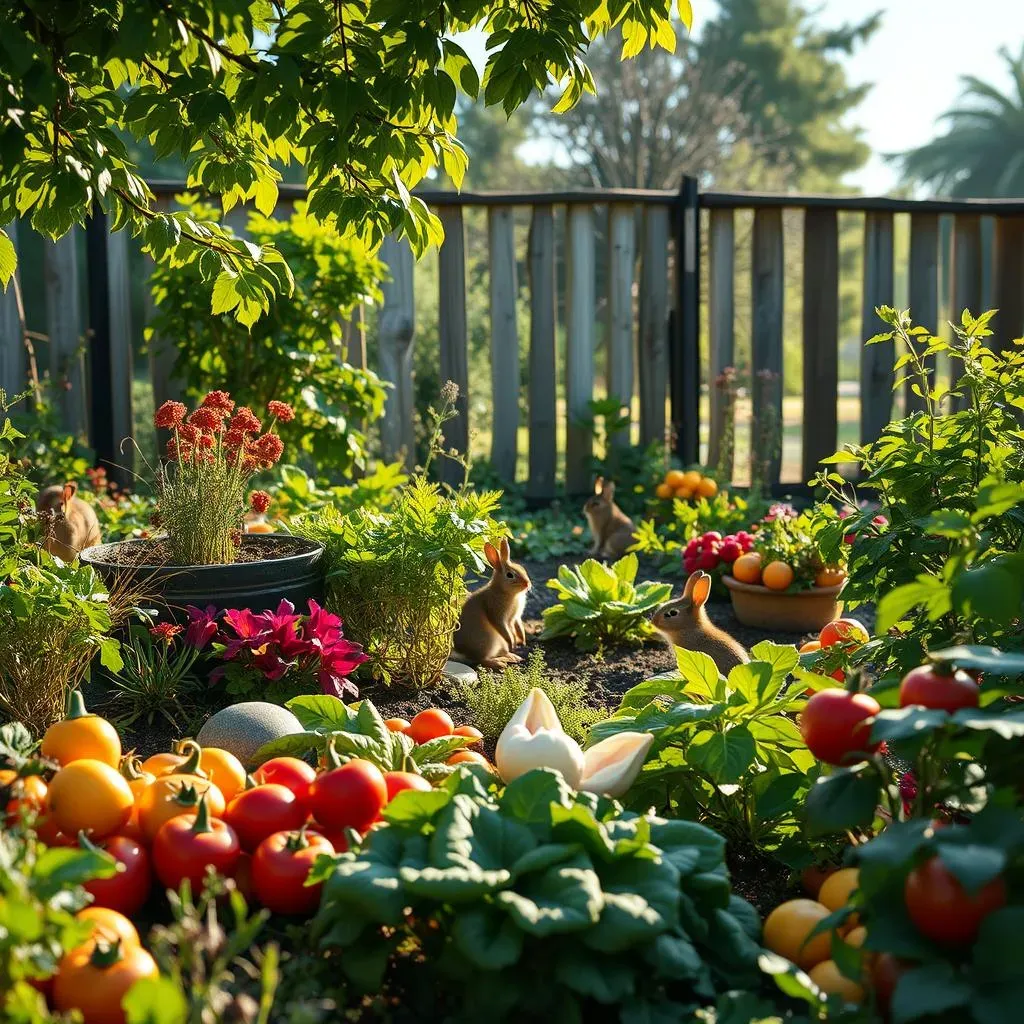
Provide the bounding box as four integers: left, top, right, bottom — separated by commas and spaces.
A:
815, 565, 847, 588
246, 520, 275, 534
41, 692, 121, 769
75, 907, 140, 950
762, 560, 795, 591
199, 747, 246, 803
453, 725, 484, 744
674, 485, 694, 500
655, 482, 674, 500
407, 709, 455, 745
682, 470, 703, 489
664, 470, 686, 488
140, 751, 186, 776
819, 868, 860, 927
47, 761, 135, 840
799, 640, 822, 654
732, 552, 763, 584
385, 718, 411, 733
845, 925, 868, 948
808, 960, 864, 1003
447, 750, 490, 767
763, 899, 833, 970
697, 477, 718, 498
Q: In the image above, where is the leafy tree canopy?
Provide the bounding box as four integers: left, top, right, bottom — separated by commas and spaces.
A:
0, 0, 690, 323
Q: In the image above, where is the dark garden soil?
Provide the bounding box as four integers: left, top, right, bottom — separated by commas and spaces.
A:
100, 534, 313, 567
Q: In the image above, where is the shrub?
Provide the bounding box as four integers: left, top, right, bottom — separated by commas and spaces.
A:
453, 650, 603, 744
540, 554, 672, 652
147, 200, 388, 480
309, 768, 763, 1021
297, 478, 503, 686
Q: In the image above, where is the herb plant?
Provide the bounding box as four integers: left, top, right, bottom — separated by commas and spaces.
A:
309, 767, 763, 1021
540, 554, 672, 652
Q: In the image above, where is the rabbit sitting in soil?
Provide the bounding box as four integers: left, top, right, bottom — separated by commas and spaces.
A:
452, 538, 531, 670
651, 570, 750, 676
583, 477, 636, 561
36, 481, 102, 563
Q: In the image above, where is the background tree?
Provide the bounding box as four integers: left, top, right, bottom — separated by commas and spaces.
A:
895, 46, 1024, 198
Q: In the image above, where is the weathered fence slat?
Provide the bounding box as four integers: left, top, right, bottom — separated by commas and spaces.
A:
607, 204, 636, 448
906, 212, 939, 413
950, 214, 982, 410
377, 234, 416, 470
44, 231, 87, 439
801, 208, 839, 480
343, 303, 367, 369
993, 215, 1024, 348
638, 206, 669, 448
860, 211, 895, 444
527, 205, 557, 501
706, 208, 734, 477
0, 223, 23, 397
751, 208, 784, 487
565, 204, 596, 495
437, 206, 469, 487
488, 206, 519, 482
146, 198, 184, 418
106, 228, 134, 461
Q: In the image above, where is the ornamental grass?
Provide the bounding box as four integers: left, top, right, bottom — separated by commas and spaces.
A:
152, 392, 292, 565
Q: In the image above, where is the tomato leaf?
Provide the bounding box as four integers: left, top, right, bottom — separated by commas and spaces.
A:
804, 769, 879, 835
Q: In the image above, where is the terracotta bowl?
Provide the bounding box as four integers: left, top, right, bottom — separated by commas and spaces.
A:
722, 575, 846, 633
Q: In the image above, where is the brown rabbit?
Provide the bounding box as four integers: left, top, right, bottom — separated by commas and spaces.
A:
583, 477, 636, 561
36, 482, 102, 563
651, 570, 750, 675
452, 537, 531, 670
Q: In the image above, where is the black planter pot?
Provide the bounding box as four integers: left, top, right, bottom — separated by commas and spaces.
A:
80, 535, 325, 617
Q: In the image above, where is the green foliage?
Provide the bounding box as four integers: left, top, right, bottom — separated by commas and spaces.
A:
503, 505, 589, 562
308, 767, 763, 1020
0, 389, 38, 576
0, 562, 124, 734
92, 489, 159, 543
0, 824, 117, 1019
752, 510, 827, 589
268, 462, 406, 523
251, 695, 473, 779
540, 554, 672, 652
298, 478, 504, 686
591, 642, 821, 857
9, 390, 93, 489
0, 0, 686, 319
148, 201, 388, 479
814, 308, 1024, 676
453, 650, 603, 745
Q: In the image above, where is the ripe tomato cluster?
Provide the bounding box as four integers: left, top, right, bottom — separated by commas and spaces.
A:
682, 529, 754, 575
654, 468, 718, 502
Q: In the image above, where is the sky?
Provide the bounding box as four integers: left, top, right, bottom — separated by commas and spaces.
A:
460, 0, 1024, 195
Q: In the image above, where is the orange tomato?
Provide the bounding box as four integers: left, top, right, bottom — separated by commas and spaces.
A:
762, 560, 795, 591
845, 925, 868, 948
674, 485, 694, 500
682, 470, 703, 490
732, 552, 763, 584
654, 482, 674, 500
198, 747, 246, 802
136, 775, 225, 842
0, 769, 48, 822
54, 939, 158, 1024
819, 618, 870, 649
407, 709, 455, 745
808, 960, 864, 1004
762, 899, 833, 970
664, 470, 686, 489
696, 477, 718, 498
47, 760, 134, 840
815, 565, 847, 588
385, 718, 411, 733
799, 640, 822, 654
41, 691, 121, 769
74, 908, 140, 950
819, 868, 860, 913
140, 751, 186, 776
447, 750, 490, 767
453, 725, 484, 745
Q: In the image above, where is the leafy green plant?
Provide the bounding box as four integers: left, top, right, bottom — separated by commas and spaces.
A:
814, 308, 1024, 676
148, 201, 388, 480
0, 562, 126, 734
9, 385, 93, 489
591, 642, 820, 858
308, 767, 763, 1021
540, 553, 672, 652
0, 388, 38, 577
502, 505, 589, 562
751, 509, 828, 589
297, 478, 504, 686
452, 650, 603, 745
268, 462, 406, 523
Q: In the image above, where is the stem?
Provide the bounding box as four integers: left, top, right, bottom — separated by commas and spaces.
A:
190, 795, 213, 835
65, 689, 89, 719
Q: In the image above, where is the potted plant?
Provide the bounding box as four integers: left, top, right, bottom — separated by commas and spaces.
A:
81, 392, 323, 616
722, 505, 847, 632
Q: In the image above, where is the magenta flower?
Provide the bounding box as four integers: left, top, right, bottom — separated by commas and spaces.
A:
220, 607, 272, 659
184, 605, 218, 650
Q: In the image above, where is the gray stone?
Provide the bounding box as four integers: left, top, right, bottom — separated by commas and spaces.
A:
196, 701, 304, 767
442, 659, 478, 685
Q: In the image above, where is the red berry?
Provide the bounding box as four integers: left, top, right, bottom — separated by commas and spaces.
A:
703, 532, 722, 543
696, 551, 719, 571
718, 540, 741, 563
844, 533, 857, 545
685, 538, 700, 555
683, 556, 698, 574
872, 515, 888, 526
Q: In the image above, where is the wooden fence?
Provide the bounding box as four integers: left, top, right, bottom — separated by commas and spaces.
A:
3, 181, 1024, 496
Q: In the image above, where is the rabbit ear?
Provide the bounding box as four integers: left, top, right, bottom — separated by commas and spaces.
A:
61, 482, 77, 508
499, 536, 510, 562
602, 480, 616, 501
594, 477, 605, 494
691, 572, 712, 609
681, 571, 700, 599
484, 542, 501, 569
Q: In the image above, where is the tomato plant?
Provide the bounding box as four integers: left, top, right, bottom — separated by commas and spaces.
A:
224, 783, 306, 852
252, 828, 334, 916
799, 689, 881, 766
153, 798, 241, 893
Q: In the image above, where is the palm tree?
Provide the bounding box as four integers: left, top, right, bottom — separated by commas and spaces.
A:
896, 46, 1024, 197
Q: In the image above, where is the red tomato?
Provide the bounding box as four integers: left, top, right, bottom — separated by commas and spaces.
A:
252, 757, 317, 804
800, 689, 881, 765
306, 825, 349, 853
223, 783, 306, 852
82, 836, 152, 918
406, 709, 454, 745
898, 665, 979, 712
152, 800, 240, 893
233, 852, 255, 902
384, 771, 432, 801
871, 953, 905, 1017
819, 618, 870, 649
904, 856, 1006, 945
251, 829, 335, 916
307, 758, 387, 833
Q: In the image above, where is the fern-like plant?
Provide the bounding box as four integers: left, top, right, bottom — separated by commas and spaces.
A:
540, 553, 672, 652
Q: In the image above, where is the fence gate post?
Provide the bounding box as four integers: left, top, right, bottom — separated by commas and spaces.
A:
0, 223, 24, 398
378, 234, 416, 471
671, 176, 700, 466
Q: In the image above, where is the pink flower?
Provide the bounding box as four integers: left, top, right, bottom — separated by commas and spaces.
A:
154, 400, 187, 429
220, 608, 272, 659
250, 490, 271, 515
267, 400, 295, 423
184, 605, 218, 650
150, 622, 182, 643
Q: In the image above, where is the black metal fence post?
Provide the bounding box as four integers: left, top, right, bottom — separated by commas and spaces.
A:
671, 175, 700, 465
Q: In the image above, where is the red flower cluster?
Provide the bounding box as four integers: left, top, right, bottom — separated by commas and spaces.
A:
154, 400, 187, 429
202, 391, 235, 414
189, 407, 222, 432
267, 400, 295, 423
150, 622, 183, 643
250, 490, 271, 515
229, 407, 262, 435
683, 530, 755, 575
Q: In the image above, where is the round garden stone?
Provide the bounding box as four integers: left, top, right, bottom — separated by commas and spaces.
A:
442, 659, 478, 685
196, 701, 304, 767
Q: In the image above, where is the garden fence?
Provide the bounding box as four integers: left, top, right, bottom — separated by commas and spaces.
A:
2, 180, 1024, 495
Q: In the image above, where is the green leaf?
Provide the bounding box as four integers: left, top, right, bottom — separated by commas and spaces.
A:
930, 645, 1024, 676
555, 948, 637, 1002
251, 732, 324, 764
804, 769, 879, 835
123, 977, 189, 1024
33, 846, 117, 897
686, 726, 756, 784
500, 768, 575, 826
951, 708, 1024, 739
673, 648, 722, 699
972, 480, 1024, 521
891, 962, 971, 1023
451, 906, 523, 969
0, 230, 16, 289
868, 706, 949, 744
381, 787, 451, 828
494, 852, 603, 937
937, 843, 1006, 892
952, 561, 1024, 625
611, 552, 639, 584
726, 662, 776, 705
286, 694, 356, 732
579, 558, 619, 599
749, 640, 800, 681
755, 771, 808, 820
877, 577, 951, 632
410, 735, 471, 765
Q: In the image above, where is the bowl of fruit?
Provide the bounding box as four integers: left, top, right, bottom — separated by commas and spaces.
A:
682, 529, 756, 597
655, 468, 718, 505
722, 509, 847, 632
